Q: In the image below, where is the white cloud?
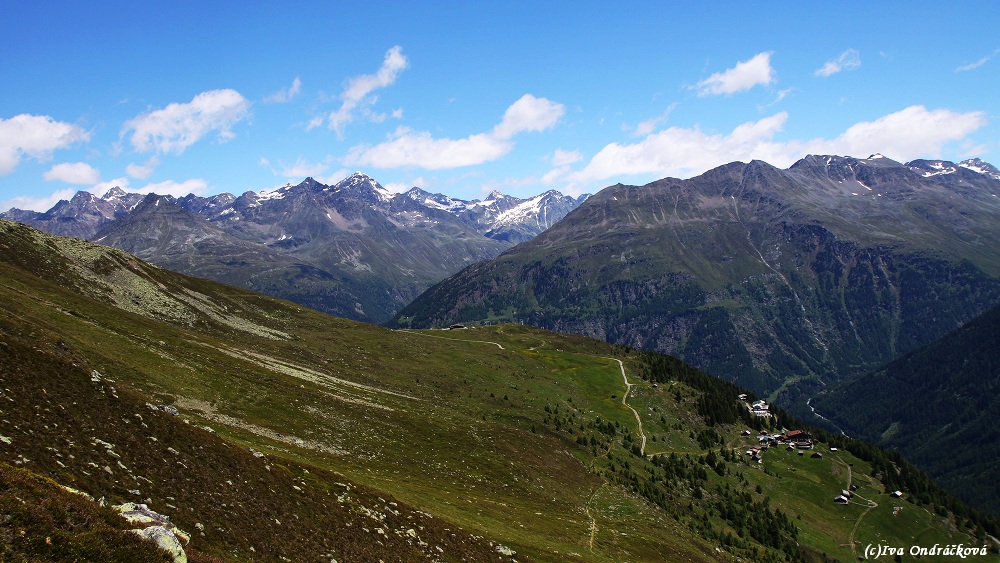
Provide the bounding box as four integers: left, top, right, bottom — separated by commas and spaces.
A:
347, 128, 511, 170
696, 52, 775, 96
125, 156, 160, 179
561, 105, 986, 191
122, 89, 251, 154
631, 103, 678, 137
758, 88, 794, 111
805, 105, 986, 160
815, 49, 861, 77
632, 116, 666, 138
43, 162, 100, 184
313, 169, 351, 186
326, 46, 408, 136
280, 157, 329, 178
306, 116, 325, 131
567, 113, 790, 187
381, 179, 420, 194
346, 94, 564, 170
264, 77, 302, 103
492, 94, 565, 139
551, 149, 582, 167
541, 167, 568, 186
956, 48, 1000, 72
542, 150, 584, 186
0, 114, 91, 175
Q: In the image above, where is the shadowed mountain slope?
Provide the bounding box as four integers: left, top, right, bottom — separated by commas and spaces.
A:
814, 301, 1000, 516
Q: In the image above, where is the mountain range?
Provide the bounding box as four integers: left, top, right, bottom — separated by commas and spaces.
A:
2, 173, 587, 323
1, 217, 996, 561
394, 155, 1000, 416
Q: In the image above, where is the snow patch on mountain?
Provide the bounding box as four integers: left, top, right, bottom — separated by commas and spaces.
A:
915, 161, 958, 177
492, 192, 554, 229
959, 158, 1000, 181
255, 186, 290, 203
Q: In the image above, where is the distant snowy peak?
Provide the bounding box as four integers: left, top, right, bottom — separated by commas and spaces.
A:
102, 186, 128, 200
233, 173, 396, 210
478, 190, 588, 243
96, 187, 146, 212
492, 195, 550, 229
905, 158, 1000, 181
404, 187, 473, 213
4, 170, 584, 247
959, 158, 1000, 181
399, 185, 587, 243
337, 172, 395, 202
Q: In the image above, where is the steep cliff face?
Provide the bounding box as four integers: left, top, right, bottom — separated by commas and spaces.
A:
395, 156, 1000, 405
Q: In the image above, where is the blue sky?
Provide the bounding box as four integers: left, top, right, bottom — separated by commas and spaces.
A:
2, 1, 999, 211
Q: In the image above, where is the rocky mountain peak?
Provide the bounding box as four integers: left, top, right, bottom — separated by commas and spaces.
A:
862, 153, 904, 167
341, 171, 378, 190
959, 158, 1000, 181
296, 177, 327, 192
332, 171, 394, 202
69, 190, 98, 204
102, 186, 128, 200
132, 192, 175, 212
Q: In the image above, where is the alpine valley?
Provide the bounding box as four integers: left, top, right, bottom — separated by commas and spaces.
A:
1, 173, 587, 324
813, 299, 1000, 516
1, 218, 997, 562
394, 155, 1000, 418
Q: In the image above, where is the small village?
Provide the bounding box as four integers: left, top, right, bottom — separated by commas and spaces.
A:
738, 395, 819, 459
735, 393, 907, 505
740, 427, 817, 463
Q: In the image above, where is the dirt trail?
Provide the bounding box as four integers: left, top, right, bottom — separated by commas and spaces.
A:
583, 483, 604, 551
833, 453, 877, 560
611, 358, 646, 455
397, 329, 505, 349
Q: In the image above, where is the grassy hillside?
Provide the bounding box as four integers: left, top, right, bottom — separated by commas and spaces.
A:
1, 218, 997, 561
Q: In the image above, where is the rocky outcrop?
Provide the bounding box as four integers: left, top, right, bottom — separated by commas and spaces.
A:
114, 503, 190, 563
